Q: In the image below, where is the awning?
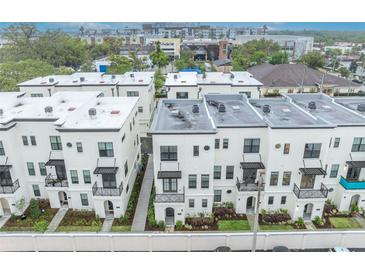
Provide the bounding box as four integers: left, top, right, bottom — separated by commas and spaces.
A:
157, 171, 182, 179
94, 167, 118, 174
45, 159, 65, 166
0, 165, 12, 172
299, 168, 327, 176
346, 161, 365, 168
240, 162, 265, 169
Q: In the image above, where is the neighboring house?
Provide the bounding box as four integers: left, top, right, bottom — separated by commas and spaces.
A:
164, 71, 263, 99
149, 93, 365, 225
248, 63, 361, 95
17, 72, 155, 135
0, 92, 141, 218
213, 59, 232, 72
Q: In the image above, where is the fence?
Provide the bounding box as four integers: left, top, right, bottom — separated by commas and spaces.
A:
1, 230, 365, 251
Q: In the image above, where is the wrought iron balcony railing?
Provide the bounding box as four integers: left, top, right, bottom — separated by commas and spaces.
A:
45, 174, 68, 187
92, 182, 123, 196
236, 177, 263, 192
293, 183, 328, 199
0, 179, 20, 194
155, 193, 185, 203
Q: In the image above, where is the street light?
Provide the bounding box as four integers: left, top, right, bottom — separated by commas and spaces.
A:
252, 170, 265, 252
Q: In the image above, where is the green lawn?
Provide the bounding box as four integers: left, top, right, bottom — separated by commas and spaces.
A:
259, 224, 294, 231
218, 220, 251, 231
329, 217, 362, 229
57, 225, 101, 232
111, 225, 131, 232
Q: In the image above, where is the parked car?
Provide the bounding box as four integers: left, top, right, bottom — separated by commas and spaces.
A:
329, 247, 351, 252
214, 246, 231, 252
272, 246, 289, 252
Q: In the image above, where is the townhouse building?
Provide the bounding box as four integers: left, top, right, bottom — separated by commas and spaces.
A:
149, 93, 365, 225
17, 71, 156, 135
0, 91, 141, 218
164, 71, 263, 100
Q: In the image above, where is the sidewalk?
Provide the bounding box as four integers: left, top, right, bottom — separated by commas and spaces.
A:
0, 215, 10, 229
101, 216, 114, 232
131, 156, 154, 232
46, 207, 68, 232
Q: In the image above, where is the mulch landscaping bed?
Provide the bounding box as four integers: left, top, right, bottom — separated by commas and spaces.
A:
1, 199, 58, 232
57, 210, 104, 232
259, 212, 306, 230
113, 154, 149, 229
145, 186, 165, 231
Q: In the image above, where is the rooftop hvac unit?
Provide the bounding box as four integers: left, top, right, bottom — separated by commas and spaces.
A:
218, 103, 226, 113
111, 75, 116, 79
263, 104, 271, 114
80, 77, 85, 82
192, 104, 199, 113
173, 74, 178, 80
88, 108, 97, 118
44, 106, 53, 114
357, 104, 365, 112
308, 101, 316, 110
49, 78, 55, 83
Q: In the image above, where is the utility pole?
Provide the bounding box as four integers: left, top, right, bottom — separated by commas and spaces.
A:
251, 171, 264, 252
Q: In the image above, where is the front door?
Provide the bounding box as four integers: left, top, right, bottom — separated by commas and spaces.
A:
246, 196, 256, 213
165, 208, 174, 225
303, 203, 313, 220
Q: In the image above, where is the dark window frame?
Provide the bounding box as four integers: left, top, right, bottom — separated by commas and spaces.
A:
244, 138, 260, 153
160, 146, 178, 161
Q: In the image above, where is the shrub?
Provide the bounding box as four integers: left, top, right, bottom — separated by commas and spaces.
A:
33, 220, 48, 232
175, 220, 183, 230
296, 217, 305, 226
158, 221, 165, 230
351, 204, 359, 213
30, 199, 41, 219
313, 216, 324, 226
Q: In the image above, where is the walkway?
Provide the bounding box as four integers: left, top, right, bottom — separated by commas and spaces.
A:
305, 221, 317, 230
355, 214, 365, 228
246, 214, 255, 231
0, 215, 10, 229
46, 207, 68, 232
101, 216, 114, 232
131, 156, 154, 232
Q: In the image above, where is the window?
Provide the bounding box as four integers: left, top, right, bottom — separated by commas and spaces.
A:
303, 143, 321, 158
189, 199, 195, 208
138, 106, 143, 113
70, 170, 79, 184
282, 171, 291, 186
268, 196, 274, 205
333, 137, 340, 148
330, 164, 339, 178
176, 92, 188, 99
124, 161, 129, 177
98, 142, 114, 157
214, 190, 222, 202
300, 175, 315, 189
223, 138, 229, 149
30, 136, 36, 146
352, 137, 365, 152
83, 170, 91, 184
127, 91, 139, 97
281, 196, 287, 205
202, 199, 208, 208
214, 166, 221, 179
32, 185, 41, 197
201, 174, 209, 188
102, 174, 116, 188
27, 162, 35, 176
80, 194, 89, 206
226, 166, 234, 179
50, 136, 62, 150
193, 145, 199, 156
0, 141, 5, 156
76, 142, 83, 152
22, 136, 29, 146
244, 138, 260, 153
38, 162, 47, 176
283, 143, 290, 154
215, 139, 220, 149
270, 172, 279, 186
160, 146, 177, 161
163, 178, 177, 192
188, 175, 197, 188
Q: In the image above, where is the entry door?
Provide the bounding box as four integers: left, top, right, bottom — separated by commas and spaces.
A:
56, 165, 67, 180
347, 167, 361, 181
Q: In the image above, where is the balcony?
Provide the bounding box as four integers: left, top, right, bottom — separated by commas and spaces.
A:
236, 177, 263, 192
0, 179, 20, 194
92, 182, 123, 196
45, 174, 68, 187
339, 176, 365, 190
155, 193, 185, 203
293, 183, 328, 199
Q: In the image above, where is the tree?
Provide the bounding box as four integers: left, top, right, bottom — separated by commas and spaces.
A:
300, 51, 325, 69
154, 69, 165, 91
0, 59, 55, 91
231, 52, 250, 71
349, 61, 358, 73
270, 51, 289, 64
80, 62, 95, 72
174, 50, 197, 71
129, 49, 148, 71
107, 55, 132, 74
338, 67, 350, 78
150, 41, 169, 69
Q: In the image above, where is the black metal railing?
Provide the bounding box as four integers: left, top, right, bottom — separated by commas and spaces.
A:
155, 187, 185, 203
236, 177, 263, 192
45, 174, 68, 187
0, 179, 20, 194
293, 183, 328, 199
92, 182, 123, 196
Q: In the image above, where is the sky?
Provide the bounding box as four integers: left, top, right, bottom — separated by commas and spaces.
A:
0, 22, 365, 32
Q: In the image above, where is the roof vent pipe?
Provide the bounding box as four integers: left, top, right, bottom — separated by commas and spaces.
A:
262, 104, 271, 114
80, 77, 85, 82
218, 103, 226, 113
357, 104, 365, 112
45, 106, 53, 114
192, 104, 199, 113
49, 78, 55, 83
308, 101, 316, 110
173, 74, 178, 80
88, 108, 97, 118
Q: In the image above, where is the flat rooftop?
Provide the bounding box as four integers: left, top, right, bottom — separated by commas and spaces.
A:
249, 97, 330, 128
197, 72, 232, 85
287, 94, 365, 126
117, 71, 154, 86
150, 99, 216, 134
205, 94, 266, 128
230, 71, 263, 86
334, 97, 365, 117
165, 72, 198, 86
